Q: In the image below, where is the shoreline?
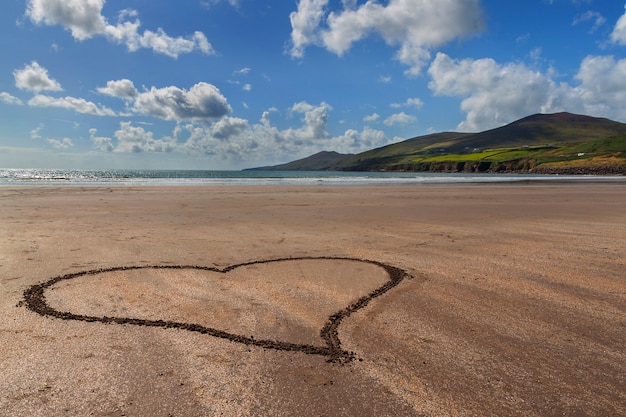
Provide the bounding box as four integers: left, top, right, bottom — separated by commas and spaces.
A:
2, 175, 626, 188
2, 167, 626, 188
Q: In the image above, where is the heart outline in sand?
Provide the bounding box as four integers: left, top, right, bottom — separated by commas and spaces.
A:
22, 257, 409, 362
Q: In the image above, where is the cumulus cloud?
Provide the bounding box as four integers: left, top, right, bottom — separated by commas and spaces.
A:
96, 101, 392, 163
183, 117, 253, 156
214, 102, 391, 160
288, 101, 332, 141
0, 92, 23, 105
14, 61, 62, 93
427, 52, 626, 131
289, 0, 329, 58
384, 112, 417, 126
26, 0, 106, 40
363, 113, 380, 122
428, 53, 573, 131
26, 0, 214, 58
47, 137, 74, 149
132, 82, 232, 122
89, 128, 114, 151
107, 27, 214, 58
97, 79, 138, 99
574, 55, 626, 118
611, 5, 626, 45
96, 79, 234, 122
289, 0, 484, 74
391, 97, 423, 109
113, 122, 177, 153
28, 94, 117, 116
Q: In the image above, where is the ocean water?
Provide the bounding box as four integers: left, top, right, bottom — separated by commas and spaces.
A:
0, 168, 623, 186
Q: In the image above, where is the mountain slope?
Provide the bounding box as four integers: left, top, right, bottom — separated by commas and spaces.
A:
248, 113, 626, 172
445, 112, 626, 152
249, 151, 351, 171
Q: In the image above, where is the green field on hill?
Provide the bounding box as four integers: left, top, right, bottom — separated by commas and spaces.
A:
249, 113, 626, 174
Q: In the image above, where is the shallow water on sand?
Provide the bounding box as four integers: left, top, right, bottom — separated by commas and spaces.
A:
1, 168, 623, 186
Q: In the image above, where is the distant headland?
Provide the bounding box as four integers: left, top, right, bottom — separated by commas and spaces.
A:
247, 112, 626, 175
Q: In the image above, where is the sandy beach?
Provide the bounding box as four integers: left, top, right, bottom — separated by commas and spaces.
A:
1, 184, 624, 416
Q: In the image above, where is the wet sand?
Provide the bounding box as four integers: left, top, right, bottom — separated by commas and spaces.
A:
1, 184, 624, 416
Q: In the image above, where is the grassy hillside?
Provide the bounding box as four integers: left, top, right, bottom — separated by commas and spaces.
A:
383, 134, 626, 173
250, 151, 351, 171
248, 113, 626, 174
444, 112, 626, 152
330, 132, 470, 171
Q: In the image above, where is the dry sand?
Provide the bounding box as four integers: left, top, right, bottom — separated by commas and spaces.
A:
0, 184, 624, 416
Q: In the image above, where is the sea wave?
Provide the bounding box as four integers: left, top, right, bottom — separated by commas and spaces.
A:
1, 168, 624, 186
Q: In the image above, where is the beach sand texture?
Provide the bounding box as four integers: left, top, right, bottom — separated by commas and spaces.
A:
1, 184, 625, 416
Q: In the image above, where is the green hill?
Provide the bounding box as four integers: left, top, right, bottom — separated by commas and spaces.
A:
247, 113, 626, 174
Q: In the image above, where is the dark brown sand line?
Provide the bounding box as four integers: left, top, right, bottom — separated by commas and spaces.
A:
22, 256, 410, 363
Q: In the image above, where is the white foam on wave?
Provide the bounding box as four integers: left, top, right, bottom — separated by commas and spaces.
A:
1, 168, 624, 186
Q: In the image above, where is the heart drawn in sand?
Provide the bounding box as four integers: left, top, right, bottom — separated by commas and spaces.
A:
23, 257, 408, 362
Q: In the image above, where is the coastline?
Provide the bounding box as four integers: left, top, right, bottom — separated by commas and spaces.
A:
1, 167, 626, 187
1, 184, 624, 416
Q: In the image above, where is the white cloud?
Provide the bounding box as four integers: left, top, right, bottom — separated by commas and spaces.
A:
256, 102, 391, 157
31, 126, 43, 139
611, 5, 626, 45
89, 101, 393, 165
0, 92, 23, 105
28, 125, 74, 149
427, 52, 626, 131
89, 128, 114, 151
288, 101, 332, 141
111, 28, 214, 58
516, 33, 531, 45
233, 68, 252, 76
289, 0, 484, 75
428, 53, 572, 131
573, 11, 606, 32
132, 82, 232, 122
289, 0, 329, 58
26, 0, 214, 58
97, 79, 138, 99
391, 97, 423, 109
530, 47, 542, 61
333, 125, 390, 151
201, 0, 240, 8
384, 112, 417, 126
47, 137, 74, 149
28, 94, 117, 116
26, 0, 107, 40
406, 98, 424, 108
113, 122, 177, 153
363, 113, 380, 122
574, 55, 626, 118
96, 79, 232, 122
183, 117, 252, 156
13, 61, 62, 93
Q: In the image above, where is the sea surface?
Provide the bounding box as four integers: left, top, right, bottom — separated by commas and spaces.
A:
1, 168, 624, 186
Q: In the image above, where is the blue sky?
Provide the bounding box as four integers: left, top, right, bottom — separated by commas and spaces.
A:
1, 0, 626, 170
